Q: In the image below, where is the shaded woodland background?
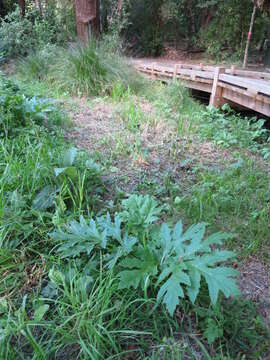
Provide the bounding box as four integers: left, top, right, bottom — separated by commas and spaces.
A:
1, 0, 270, 62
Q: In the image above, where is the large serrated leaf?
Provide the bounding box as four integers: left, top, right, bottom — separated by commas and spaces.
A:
204, 267, 240, 304
62, 147, 77, 167
118, 249, 158, 290
186, 265, 201, 304
157, 220, 240, 311
157, 266, 191, 316
32, 185, 56, 210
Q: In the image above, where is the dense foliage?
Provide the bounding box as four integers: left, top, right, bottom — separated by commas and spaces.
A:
102, 0, 270, 57
1, 1, 269, 59
0, 3, 73, 61
1, 75, 269, 358
1, 1, 270, 358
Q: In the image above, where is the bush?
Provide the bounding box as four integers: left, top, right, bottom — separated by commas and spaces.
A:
0, 8, 35, 59
0, 75, 64, 136
17, 44, 59, 81
0, 6, 69, 61
199, 105, 270, 158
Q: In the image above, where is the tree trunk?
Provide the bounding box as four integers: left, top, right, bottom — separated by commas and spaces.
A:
117, 0, 123, 31
36, 0, 43, 16
92, 0, 100, 36
243, 3, 257, 68
73, 0, 97, 43
18, 0, 26, 16
204, 7, 214, 28
0, 0, 5, 17
264, 2, 270, 16
187, 0, 195, 34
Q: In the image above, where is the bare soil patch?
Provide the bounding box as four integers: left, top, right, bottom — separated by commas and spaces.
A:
239, 258, 270, 327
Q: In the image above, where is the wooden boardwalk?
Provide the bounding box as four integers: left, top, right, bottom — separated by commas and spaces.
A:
135, 61, 270, 117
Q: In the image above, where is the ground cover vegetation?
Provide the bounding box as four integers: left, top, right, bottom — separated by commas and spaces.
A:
0, 1, 270, 359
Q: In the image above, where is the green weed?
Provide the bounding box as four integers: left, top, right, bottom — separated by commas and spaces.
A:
2, 53, 270, 359
199, 105, 270, 158
174, 157, 270, 255
121, 100, 143, 132
16, 41, 147, 98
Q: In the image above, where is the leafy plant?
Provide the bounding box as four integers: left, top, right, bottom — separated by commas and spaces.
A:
0, 75, 60, 136
121, 101, 143, 132
199, 105, 270, 158
120, 194, 162, 232
33, 147, 102, 212
51, 195, 240, 316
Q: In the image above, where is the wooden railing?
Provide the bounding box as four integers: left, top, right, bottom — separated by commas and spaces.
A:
135, 61, 270, 117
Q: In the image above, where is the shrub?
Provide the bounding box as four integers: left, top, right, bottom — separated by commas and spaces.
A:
0, 6, 69, 61
0, 8, 35, 59
0, 75, 63, 136
199, 105, 270, 158
17, 44, 61, 81
68, 43, 108, 96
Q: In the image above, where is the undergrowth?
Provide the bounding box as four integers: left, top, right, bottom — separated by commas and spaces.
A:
17, 42, 147, 97
1, 58, 270, 359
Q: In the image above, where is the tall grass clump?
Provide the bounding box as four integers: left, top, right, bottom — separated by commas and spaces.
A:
67, 43, 108, 96
17, 44, 59, 82
52, 41, 147, 96
17, 41, 147, 97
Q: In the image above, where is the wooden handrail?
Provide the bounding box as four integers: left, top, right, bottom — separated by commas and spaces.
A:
135, 61, 270, 117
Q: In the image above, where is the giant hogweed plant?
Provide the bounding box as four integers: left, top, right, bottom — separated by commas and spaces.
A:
51, 194, 240, 316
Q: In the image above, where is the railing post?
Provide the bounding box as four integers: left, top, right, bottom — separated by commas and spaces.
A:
151, 63, 156, 80
210, 67, 225, 108
174, 64, 178, 80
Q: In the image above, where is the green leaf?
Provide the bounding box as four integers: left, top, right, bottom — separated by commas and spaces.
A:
34, 304, 50, 321
186, 265, 201, 304
172, 220, 183, 241
62, 147, 77, 167
118, 269, 144, 289
181, 223, 206, 256
106, 233, 137, 269
118, 249, 158, 290
54, 166, 77, 180
157, 220, 240, 308
204, 267, 240, 304
32, 185, 56, 210
159, 223, 173, 261
203, 318, 223, 344
157, 266, 190, 316
201, 250, 235, 266
121, 194, 162, 229
201, 232, 234, 251
51, 217, 108, 258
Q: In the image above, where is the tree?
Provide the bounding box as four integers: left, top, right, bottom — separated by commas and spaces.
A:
92, 0, 100, 36
0, 0, 5, 17
35, 0, 43, 16
73, 0, 99, 43
243, 1, 257, 68
18, 0, 26, 16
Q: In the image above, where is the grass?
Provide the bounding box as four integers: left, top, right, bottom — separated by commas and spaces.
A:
16, 41, 147, 98
176, 157, 270, 255
1, 47, 270, 359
